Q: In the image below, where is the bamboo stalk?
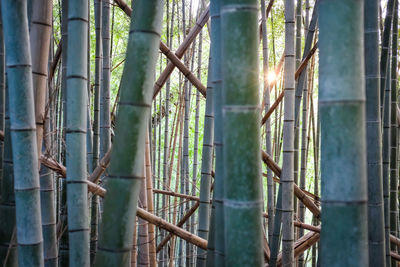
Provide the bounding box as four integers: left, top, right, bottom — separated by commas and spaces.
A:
145, 131, 157, 267
365, 0, 386, 265
2, 0, 45, 265
221, 0, 263, 265
93, 1, 164, 265
319, 1, 368, 265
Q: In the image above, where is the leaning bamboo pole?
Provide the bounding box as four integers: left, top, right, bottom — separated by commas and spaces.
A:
221, 0, 263, 265
319, 0, 368, 265
94, 1, 164, 265
364, 0, 386, 265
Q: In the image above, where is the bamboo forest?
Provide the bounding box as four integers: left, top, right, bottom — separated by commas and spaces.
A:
1, 0, 400, 266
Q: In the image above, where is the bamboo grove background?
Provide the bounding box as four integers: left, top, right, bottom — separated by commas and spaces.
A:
0, 0, 399, 266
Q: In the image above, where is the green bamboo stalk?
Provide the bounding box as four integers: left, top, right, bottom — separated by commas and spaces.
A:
293, 0, 302, 225
91, 0, 102, 263
0, 89, 17, 266
196, 55, 213, 267
161, 0, 172, 264
100, 0, 111, 159
269, 185, 283, 267
365, 0, 386, 265
380, 0, 394, 111
190, 15, 203, 266
2, 0, 44, 265
65, 0, 90, 265
261, 0, 273, 244
319, 0, 368, 265
281, 0, 295, 265
207, 0, 225, 265
0, 2, 3, 196
221, 0, 263, 265
389, 1, 398, 262
180, 2, 191, 264
382, 46, 392, 267
94, 1, 164, 265
59, 0, 69, 264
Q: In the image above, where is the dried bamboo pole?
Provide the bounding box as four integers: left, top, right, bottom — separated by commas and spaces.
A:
261, 42, 318, 126
153, 189, 200, 201
157, 201, 200, 253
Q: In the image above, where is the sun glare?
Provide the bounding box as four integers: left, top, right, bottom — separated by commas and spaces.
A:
267, 71, 277, 85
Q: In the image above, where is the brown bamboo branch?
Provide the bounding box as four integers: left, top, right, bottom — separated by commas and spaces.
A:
156, 201, 200, 253
153, 6, 210, 99
261, 150, 321, 219
88, 149, 111, 183
136, 206, 207, 250
49, 41, 62, 84
153, 189, 200, 202
276, 230, 320, 265
113, 0, 209, 98
260, 42, 319, 126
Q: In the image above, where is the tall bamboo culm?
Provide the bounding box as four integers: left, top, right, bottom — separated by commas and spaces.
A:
94, 1, 164, 265
319, 0, 368, 265
364, 0, 386, 265
389, 1, 398, 264
221, 0, 263, 265
196, 56, 214, 267
2, 0, 44, 265
0, 3, 17, 265
281, 0, 295, 265
30, 1, 57, 266
65, 0, 90, 265
91, 0, 103, 263
208, 0, 225, 265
